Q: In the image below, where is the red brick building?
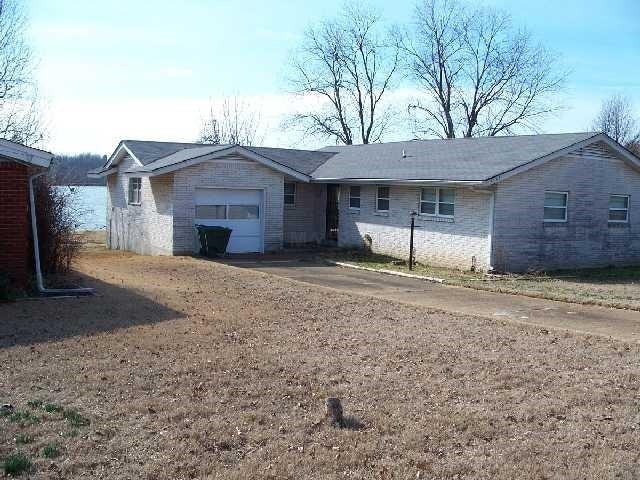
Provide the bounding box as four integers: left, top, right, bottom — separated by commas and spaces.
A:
0, 141, 53, 290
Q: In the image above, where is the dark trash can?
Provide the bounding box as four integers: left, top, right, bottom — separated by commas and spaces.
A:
195, 225, 232, 257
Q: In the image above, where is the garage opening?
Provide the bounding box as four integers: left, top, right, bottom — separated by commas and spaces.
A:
194, 188, 263, 253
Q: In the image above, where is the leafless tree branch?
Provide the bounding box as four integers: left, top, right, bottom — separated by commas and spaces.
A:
198, 97, 263, 146
592, 94, 640, 153
286, 3, 400, 144
403, 0, 565, 139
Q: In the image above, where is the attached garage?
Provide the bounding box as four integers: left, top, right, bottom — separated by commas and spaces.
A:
194, 187, 264, 253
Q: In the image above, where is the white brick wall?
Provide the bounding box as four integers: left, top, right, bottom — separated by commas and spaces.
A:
493, 143, 640, 271
106, 155, 174, 255
338, 184, 492, 270
283, 182, 326, 245
171, 155, 284, 254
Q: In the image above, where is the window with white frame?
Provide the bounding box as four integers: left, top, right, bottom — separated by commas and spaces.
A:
376, 186, 390, 212
284, 182, 296, 206
420, 187, 455, 217
543, 191, 568, 222
349, 185, 361, 209
609, 195, 629, 222
128, 177, 142, 205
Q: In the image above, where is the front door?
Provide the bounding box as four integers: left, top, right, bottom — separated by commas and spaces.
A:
326, 184, 339, 242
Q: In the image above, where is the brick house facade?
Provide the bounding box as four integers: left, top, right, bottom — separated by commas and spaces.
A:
91, 134, 640, 272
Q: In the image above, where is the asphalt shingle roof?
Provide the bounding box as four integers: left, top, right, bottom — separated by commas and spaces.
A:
313, 132, 599, 182
94, 133, 604, 182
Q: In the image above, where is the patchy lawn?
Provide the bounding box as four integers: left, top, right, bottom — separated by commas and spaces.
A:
1, 246, 639, 479
326, 250, 640, 311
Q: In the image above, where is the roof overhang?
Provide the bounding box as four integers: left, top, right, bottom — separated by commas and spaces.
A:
129, 145, 311, 182
484, 133, 640, 185
87, 167, 117, 179
0, 139, 53, 168
310, 178, 485, 186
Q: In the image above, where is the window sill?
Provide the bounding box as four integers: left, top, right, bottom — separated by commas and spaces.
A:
608, 221, 630, 228
374, 211, 389, 217
348, 208, 360, 214
128, 202, 141, 206
418, 215, 454, 223
543, 221, 567, 226
284, 204, 295, 209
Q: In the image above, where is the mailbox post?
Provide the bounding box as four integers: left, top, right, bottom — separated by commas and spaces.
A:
409, 210, 417, 271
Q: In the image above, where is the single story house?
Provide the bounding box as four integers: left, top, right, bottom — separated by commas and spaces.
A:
0, 140, 54, 288
88, 132, 640, 272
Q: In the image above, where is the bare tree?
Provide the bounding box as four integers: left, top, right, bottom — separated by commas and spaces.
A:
403, 0, 565, 138
592, 95, 639, 153
288, 3, 400, 145
198, 97, 262, 146
0, 0, 44, 146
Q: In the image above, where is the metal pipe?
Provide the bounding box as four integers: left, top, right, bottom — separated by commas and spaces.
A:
409, 214, 415, 271
28, 172, 93, 296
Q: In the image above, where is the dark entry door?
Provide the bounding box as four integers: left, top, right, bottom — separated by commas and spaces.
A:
326, 184, 339, 242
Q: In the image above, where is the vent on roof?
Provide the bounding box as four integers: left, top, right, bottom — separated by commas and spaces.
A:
402, 149, 406, 158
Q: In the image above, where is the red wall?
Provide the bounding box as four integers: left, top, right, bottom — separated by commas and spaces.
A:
0, 161, 30, 288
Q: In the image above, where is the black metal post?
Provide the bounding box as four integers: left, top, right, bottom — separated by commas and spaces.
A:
409, 215, 415, 271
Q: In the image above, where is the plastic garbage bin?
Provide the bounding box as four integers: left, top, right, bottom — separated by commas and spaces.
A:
195, 225, 232, 257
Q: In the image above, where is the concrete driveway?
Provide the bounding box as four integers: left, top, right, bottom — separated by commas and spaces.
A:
219, 257, 640, 343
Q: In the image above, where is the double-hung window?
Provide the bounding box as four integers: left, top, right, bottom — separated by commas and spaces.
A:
128, 177, 142, 205
609, 195, 629, 223
543, 191, 568, 222
349, 186, 361, 209
376, 186, 390, 212
284, 182, 296, 206
420, 187, 455, 217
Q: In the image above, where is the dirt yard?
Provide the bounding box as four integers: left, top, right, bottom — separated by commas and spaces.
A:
1, 246, 639, 479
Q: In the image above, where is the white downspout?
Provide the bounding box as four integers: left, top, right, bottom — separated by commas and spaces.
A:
29, 172, 93, 296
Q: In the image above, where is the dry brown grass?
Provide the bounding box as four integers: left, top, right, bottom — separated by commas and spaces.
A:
1, 246, 639, 479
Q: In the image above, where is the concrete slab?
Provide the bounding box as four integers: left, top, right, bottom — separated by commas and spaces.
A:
218, 258, 640, 343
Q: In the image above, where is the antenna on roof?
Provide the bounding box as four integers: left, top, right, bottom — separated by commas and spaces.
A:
402, 149, 406, 158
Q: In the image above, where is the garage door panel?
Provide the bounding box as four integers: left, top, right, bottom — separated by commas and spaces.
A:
194, 188, 263, 253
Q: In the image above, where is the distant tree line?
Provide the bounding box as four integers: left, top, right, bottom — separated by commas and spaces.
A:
50, 153, 107, 186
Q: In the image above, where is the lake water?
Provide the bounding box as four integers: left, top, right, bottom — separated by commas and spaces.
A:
57, 185, 107, 231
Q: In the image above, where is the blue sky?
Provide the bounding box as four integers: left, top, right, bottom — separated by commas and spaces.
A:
30, 0, 640, 154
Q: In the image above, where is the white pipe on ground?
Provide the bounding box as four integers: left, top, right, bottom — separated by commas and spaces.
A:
28, 172, 93, 296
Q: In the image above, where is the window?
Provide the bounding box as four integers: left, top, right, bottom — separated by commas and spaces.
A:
544, 191, 568, 222
609, 195, 629, 223
420, 187, 455, 217
195, 204, 260, 220
128, 177, 142, 205
195, 205, 226, 219
228, 205, 259, 220
376, 186, 390, 212
349, 186, 361, 209
284, 182, 296, 206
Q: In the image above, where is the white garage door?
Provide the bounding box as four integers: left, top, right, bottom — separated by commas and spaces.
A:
194, 188, 263, 253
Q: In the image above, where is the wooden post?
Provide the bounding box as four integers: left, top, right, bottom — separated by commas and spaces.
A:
325, 397, 344, 427
409, 215, 415, 271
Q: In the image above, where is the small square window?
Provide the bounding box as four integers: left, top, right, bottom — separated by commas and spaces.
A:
544, 191, 568, 222
376, 186, 390, 212
349, 186, 361, 209
284, 182, 296, 206
128, 178, 142, 205
609, 195, 629, 223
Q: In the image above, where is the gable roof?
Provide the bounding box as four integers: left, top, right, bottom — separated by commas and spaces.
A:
88, 140, 334, 180
312, 132, 603, 182
0, 139, 53, 168
89, 132, 640, 186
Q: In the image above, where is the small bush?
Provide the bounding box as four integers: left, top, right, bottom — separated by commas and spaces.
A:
3, 453, 32, 476
42, 443, 60, 458
34, 176, 83, 275
15, 434, 34, 445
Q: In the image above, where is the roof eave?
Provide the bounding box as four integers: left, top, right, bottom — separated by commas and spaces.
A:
310, 177, 485, 186
87, 167, 117, 179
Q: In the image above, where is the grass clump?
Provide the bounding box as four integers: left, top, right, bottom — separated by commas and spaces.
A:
3, 453, 32, 476
63, 408, 89, 427
15, 434, 34, 445
9, 410, 39, 425
43, 403, 64, 414
42, 443, 61, 458
27, 399, 44, 409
